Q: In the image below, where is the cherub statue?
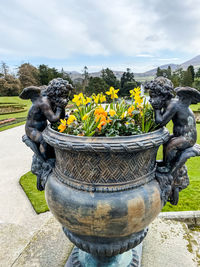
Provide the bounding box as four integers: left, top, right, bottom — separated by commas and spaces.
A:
146, 77, 200, 204
20, 78, 73, 190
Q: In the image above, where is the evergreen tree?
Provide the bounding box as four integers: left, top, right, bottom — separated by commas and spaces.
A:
101, 68, 119, 88
167, 66, 172, 79
86, 77, 109, 95
120, 68, 136, 96
38, 64, 49, 85
182, 69, 193, 86
187, 65, 195, 82
82, 66, 89, 93
156, 67, 163, 77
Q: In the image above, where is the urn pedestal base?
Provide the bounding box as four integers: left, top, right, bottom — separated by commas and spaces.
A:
65, 245, 142, 267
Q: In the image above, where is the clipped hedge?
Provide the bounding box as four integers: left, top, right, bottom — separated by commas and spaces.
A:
0, 103, 27, 115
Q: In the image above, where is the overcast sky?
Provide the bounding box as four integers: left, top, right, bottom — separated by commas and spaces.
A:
0, 0, 200, 72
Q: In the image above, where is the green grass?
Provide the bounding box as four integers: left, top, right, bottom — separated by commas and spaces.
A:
0, 96, 31, 131
19, 171, 49, 214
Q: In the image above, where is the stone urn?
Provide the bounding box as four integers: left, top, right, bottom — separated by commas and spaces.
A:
42, 125, 169, 266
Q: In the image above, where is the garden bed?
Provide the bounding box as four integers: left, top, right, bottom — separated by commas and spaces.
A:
0, 103, 27, 115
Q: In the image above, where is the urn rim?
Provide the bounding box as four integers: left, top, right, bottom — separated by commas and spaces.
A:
43, 125, 169, 153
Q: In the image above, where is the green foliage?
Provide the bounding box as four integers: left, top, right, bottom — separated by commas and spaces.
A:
18, 63, 40, 88
20, 172, 49, 214
120, 81, 138, 97
195, 67, 200, 78
101, 68, 120, 88
188, 65, 195, 82
120, 68, 138, 96
156, 66, 171, 79
182, 67, 193, 86
86, 77, 109, 95
0, 75, 21, 96
156, 67, 162, 77
82, 66, 89, 93
38, 64, 61, 85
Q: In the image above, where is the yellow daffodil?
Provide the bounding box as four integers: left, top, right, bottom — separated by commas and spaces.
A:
83, 97, 92, 105
128, 105, 135, 116
100, 93, 106, 103
58, 119, 67, 133
95, 114, 107, 123
134, 94, 143, 107
109, 109, 116, 117
82, 114, 89, 120
97, 120, 107, 131
130, 89, 135, 98
67, 115, 77, 125
106, 87, 119, 99
134, 87, 141, 93
72, 93, 84, 106
93, 93, 106, 104
130, 87, 141, 98
93, 94, 100, 104
94, 107, 107, 118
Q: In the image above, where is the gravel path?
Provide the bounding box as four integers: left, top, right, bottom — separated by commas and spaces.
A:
0, 125, 51, 233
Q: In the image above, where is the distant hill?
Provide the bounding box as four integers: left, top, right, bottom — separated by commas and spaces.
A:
180, 55, 200, 69
67, 55, 200, 82
138, 64, 179, 77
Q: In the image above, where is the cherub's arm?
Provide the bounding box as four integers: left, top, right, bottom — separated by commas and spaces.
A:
42, 102, 63, 123
154, 102, 177, 127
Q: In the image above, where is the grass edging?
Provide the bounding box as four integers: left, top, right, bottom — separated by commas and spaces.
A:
19, 171, 49, 214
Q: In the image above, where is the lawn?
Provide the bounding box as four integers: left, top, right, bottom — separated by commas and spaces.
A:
20, 171, 49, 213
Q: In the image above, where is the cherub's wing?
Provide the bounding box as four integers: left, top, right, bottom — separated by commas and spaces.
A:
175, 87, 200, 104
19, 86, 41, 100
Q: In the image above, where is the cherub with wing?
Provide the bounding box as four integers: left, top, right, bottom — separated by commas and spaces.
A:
146, 77, 200, 204
20, 78, 73, 190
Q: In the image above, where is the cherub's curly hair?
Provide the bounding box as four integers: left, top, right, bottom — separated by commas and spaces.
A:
44, 78, 73, 98
145, 77, 175, 100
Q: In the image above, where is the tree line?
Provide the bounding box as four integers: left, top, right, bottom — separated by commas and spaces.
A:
0, 62, 139, 97
156, 65, 200, 90
0, 62, 73, 97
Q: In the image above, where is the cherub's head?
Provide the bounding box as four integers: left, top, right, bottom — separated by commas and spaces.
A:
145, 77, 174, 109
45, 78, 73, 106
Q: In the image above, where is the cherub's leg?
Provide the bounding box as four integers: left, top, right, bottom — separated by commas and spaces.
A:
26, 128, 48, 159
163, 134, 174, 163
164, 136, 191, 169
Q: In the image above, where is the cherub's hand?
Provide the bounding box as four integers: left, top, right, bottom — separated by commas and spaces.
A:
151, 103, 162, 110
55, 98, 68, 108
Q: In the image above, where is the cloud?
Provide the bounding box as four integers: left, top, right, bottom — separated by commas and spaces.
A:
136, 54, 154, 58
0, 0, 200, 63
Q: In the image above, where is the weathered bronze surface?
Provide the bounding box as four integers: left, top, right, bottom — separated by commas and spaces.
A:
146, 77, 200, 205
20, 78, 73, 190
43, 126, 168, 261
21, 77, 200, 266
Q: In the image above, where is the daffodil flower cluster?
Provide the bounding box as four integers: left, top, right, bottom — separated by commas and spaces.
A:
54, 87, 156, 137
